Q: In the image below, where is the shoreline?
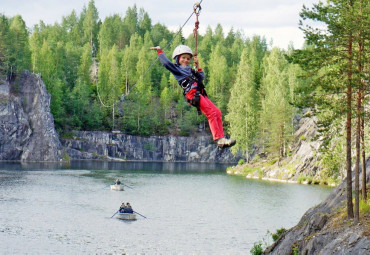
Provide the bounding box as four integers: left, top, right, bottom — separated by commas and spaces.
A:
226, 170, 337, 187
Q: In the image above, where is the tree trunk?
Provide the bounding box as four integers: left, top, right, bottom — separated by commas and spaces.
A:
112, 103, 115, 131
357, 2, 367, 201
346, 28, 354, 219
125, 69, 128, 95
355, 89, 361, 223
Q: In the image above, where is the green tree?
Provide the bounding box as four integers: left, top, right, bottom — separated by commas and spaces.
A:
98, 15, 120, 51
260, 48, 294, 161
150, 23, 172, 47
207, 42, 229, 113
121, 33, 142, 95
297, 0, 370, 220
159, 74, 173, 119
226, 45, 260, 159
123, 5, 138, 39
35, 40, 65, 127
0, 15, 10, 75
198, 26, 213, 73
97, 45, 122, 129
62, 10, 82, 46
8, 15, 31, 75
82, 0, 100, 55
138, 8, 152, 37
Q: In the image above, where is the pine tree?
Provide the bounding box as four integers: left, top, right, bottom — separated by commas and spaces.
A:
207, 42, 229, 113
260, 48, 294, 161
121, 33, 142, 95
138, 8, 152, 38
97, 45, 121, 129
62, 10, 82, 47
0, 15, 10, 75
8, 15, 31, 75
297, 0, 370, 219
82, 0, 100, 56
226, 45, 260, 159
123, 5, 138, 39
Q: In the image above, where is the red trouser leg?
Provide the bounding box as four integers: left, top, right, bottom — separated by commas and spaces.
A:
199, 95, 224, 141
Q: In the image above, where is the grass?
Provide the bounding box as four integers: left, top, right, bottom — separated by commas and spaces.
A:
359, 194, 370, 214
264, 158, 278, 166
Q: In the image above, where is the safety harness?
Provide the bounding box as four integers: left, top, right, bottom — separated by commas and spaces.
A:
178, 69, 207, 115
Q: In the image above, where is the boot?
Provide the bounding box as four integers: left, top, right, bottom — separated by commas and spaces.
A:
217, 138, 236, 149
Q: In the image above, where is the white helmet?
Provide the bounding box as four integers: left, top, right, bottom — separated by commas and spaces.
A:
172, 45, 193, 59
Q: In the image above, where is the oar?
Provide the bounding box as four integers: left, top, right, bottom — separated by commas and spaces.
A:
122, 183, 134, 189
110, 210, 119, 218
134, 211, 147, 219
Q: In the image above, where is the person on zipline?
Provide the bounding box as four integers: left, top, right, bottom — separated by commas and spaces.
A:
151, 45, 236, 149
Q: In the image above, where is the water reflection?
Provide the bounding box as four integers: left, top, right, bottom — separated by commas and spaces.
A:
0, 161, 232, 173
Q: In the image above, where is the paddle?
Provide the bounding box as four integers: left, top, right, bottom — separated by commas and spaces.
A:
122, 183, 134, 189
133, 211, 147, 219
110, 210, 119, 218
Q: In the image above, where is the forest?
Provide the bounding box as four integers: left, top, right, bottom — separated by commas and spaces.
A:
0, 1, 369, 219
0, 1, 303, 156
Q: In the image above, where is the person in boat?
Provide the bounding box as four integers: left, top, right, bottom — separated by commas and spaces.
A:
123, 202, 134, 214
152, 45, 236, 149
115, 179, 121, 185
119, 202, 125, 213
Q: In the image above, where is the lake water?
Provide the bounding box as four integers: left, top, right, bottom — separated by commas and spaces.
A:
0, 161, 333, 254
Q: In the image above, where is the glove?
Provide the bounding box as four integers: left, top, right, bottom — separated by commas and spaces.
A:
150, 46, 161, 51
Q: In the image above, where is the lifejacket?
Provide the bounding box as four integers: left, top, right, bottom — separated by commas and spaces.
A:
178, 69, 207, 115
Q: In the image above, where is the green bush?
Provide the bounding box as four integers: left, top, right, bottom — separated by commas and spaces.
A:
306, 175, 313, 184
299, 135, 307, 141
250, 242, 263, 255
359, 195, 370, 214
292, 246, 299, 255
297, 175, 305, 183
271, 228, 286, 242
265, 158, 278, 166
238, 159, 245, 165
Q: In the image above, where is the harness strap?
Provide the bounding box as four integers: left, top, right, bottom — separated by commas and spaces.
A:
187, 91, 202, 115
178, 69, 207, 115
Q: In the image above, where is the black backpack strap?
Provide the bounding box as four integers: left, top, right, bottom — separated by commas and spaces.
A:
187, 90, 202, 115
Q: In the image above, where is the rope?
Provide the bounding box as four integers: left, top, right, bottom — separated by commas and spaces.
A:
193, 2, 201, 57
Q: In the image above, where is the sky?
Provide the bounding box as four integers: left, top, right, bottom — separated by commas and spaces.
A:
1, 0, 320, 49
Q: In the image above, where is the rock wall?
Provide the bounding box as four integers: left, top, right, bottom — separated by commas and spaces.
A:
0, 71, 63, 161
62, 131, 241, 163
257, 114, 325, 182
263, 158, 370, 255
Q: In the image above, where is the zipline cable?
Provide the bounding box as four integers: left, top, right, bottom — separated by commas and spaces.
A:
126, 1, 203, 97
96, 1, 203, 109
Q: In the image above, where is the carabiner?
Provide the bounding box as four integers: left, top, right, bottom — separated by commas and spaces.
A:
193, 2, 202, 14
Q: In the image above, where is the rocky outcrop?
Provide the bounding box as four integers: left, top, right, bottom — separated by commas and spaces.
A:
0, 71, 63, 161
263, 158, 370, 255
264, 114, 323, 181
62, 131, 241, 163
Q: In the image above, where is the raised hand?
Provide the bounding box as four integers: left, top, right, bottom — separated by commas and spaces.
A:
150, 46, 161, 51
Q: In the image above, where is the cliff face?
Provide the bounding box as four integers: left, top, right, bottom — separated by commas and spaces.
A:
0, 71, 63, 161
0, 70, 239, 163
61, 131, 241, 163
263, 158, 370, 255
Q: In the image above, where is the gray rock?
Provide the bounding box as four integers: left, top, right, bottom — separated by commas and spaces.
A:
0, 71, 63, 161
61, 131, 241, 163
263, 159, 370, 255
